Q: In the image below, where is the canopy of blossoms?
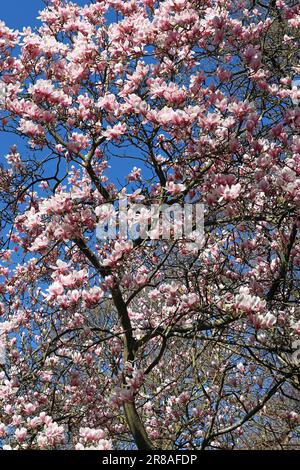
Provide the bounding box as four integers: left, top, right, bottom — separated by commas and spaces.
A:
0, 0, 300, 450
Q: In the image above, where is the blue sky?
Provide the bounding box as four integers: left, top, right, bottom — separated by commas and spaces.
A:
1, 0, 85, 29
1, 0, 45, 29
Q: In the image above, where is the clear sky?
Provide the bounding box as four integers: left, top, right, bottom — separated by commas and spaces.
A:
1, 0, 45, 29
1, 0, 86, 29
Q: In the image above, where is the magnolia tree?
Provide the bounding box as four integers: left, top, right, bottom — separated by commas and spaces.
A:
0, 0, 300, 451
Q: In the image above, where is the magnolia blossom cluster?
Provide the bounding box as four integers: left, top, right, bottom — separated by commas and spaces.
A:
235, 287, 267, 315
0, 0, 299, 452
46, 265, 104, 309
75, 428, 112, 451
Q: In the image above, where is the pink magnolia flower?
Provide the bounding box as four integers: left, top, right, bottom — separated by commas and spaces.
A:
70, 289, 81, 304
244, 45, 262, 71
18, 119, 44, 138
68, 132, 90, 152
23, 208, 41, 230
28, 235, 49, 252
219, 183, 241, 202
262, 312, 277, 328
95, 204, 116, 221
236, 362, 245, 373
46, 281, 64, 300
102, 240, 133, 267
82, 286, 104, 305
292, 320, 300, 335
102, 123, 127, 140
14, 427, 27, 443
50, 260, 70, 275
235, 287, 266, 314
29, 79, 71, 106
29, 79, 55, 102
79, 427, 105, 443
75, 440, 112, 450
252, 312, 276, 329
97, 93, 119, 113
37, 421, 65, 447
157, 106, 190, 126
0, 423, 6, 438
5, 149, 23, 172
23, 403, 36, 415
166, 181, 186, 195
127, 166, 142, 182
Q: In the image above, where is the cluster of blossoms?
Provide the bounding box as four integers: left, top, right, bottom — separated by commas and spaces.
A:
235, 287, 267, 314
101, 240, 134, 268
75, 428, 112, 451
111, 367, 145, 407
0, 0, 300, 451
